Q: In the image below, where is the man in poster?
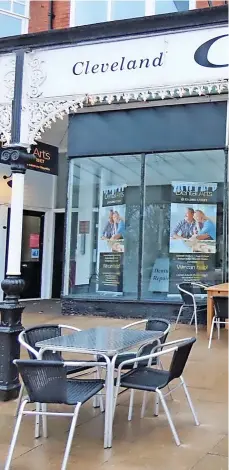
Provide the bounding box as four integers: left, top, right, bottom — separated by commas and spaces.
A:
171, 208, 196, 239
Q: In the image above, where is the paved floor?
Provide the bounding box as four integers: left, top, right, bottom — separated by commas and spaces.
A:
0, 311, 228, 470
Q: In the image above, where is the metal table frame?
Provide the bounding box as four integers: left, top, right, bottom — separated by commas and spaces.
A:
36, 327, 163, 448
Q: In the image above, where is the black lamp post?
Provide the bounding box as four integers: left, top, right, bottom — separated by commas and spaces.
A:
0, 50, 37, 401
0, 146, 35, 401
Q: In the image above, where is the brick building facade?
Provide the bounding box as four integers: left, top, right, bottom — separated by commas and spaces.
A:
28, 0, 227, 33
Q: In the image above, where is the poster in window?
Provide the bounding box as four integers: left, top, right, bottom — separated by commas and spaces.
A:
169, 181, 217, 292
97, 185, 126, 293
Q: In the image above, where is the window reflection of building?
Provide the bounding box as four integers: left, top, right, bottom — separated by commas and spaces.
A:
64, 150, 226, 302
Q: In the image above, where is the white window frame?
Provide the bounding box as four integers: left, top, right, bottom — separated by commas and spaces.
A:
0, 0, 30, 35
70, 0, 196, 27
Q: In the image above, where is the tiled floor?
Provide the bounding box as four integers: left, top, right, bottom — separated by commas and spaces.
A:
0, 310, 228, 470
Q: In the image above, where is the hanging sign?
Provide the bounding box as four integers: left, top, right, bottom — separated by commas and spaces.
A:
0, 142, 58, 176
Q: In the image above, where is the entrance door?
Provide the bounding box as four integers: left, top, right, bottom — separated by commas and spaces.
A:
20, 210, 44, 299
52, 213, 64, 298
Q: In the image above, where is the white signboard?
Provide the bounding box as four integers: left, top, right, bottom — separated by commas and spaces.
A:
24, 26, 228, 99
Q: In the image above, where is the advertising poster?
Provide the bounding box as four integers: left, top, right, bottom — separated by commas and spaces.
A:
169, 182, 217, 292
97, 185, 126, 293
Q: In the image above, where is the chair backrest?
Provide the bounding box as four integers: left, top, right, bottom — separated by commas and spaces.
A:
168, 337, 196, 382
139, 318, 171, 357
23, 325, 62, 361
15, 360, 67, 404
213, 296, 229, 320
177, 283, 194, 306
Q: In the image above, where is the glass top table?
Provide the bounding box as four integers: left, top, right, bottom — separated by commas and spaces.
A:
36, 326, 163, 450
36, 326, 163, 356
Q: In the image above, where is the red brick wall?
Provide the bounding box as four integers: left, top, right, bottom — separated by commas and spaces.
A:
29, 0, 70, 33
196, 0, 227, 7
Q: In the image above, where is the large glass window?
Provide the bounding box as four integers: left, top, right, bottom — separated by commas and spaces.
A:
65, 150, 227, 301
142, 150, 225, 300
65, 155, 141, 298
72, 0, 193, 26
0, 0, 29, 37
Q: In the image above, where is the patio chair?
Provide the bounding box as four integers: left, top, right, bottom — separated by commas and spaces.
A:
175, 282, 207, 335
5, 359, 105, 470
113, 337, 199, 446
16, 324, 101, 419
116, 318, 171, 369
208, 296, 229, 349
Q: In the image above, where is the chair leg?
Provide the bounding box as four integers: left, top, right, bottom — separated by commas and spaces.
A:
61, 402, 81, 470
180, 376, 199, 426
141, 391, 147, 418
41, 403, 48, 438
175, 305, 183, 330
35, 402, 41, 439
157, 389, 181, 446
217, 319, 220, 340
154, 393, 159, 417
208, 318, 215, 349
4, 399, 28, 470
15, 382, 24, 418
191, 306, 198, 336
128, 389, 135, 421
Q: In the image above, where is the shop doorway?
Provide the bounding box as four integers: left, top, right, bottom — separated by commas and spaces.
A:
5, 210, 45, 299
52, 213, 65, 298
20, 210, 45, 299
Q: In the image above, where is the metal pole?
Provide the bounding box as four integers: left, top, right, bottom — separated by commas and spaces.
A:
0, 51, 35, 401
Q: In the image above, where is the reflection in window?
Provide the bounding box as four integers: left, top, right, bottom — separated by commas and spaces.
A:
111, 1, 145, 21
0, 12, 21, 36
155, 0, 189, 15
142, 150, 225, 301
65, 155, 141, 299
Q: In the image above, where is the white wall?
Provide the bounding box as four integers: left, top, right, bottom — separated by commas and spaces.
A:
0, 164, 55, 209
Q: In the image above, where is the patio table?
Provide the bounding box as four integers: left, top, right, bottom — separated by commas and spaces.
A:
36, 326, 163, 448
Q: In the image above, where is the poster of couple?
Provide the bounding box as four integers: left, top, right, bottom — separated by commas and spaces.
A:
170, 182, 217, 254
97, 185, 126, 293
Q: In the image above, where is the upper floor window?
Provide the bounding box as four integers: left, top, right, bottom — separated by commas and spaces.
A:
70, 0, 193, 27
0, 0, 29, 37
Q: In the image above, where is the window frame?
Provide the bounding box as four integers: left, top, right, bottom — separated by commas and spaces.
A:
0, 0, 29, 36
70, 0, 196, 27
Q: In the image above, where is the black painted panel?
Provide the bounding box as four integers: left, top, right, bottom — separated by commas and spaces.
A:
68, 102, 226, 157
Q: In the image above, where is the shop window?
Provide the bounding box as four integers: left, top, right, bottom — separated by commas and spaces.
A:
64, 155, 141, 299
111, 1, 145, 21
0, 0, 29, 37
155, 0, 189, 15
72, 0, 193, 26
64, 150, 226, 301
142, 150, 225, 300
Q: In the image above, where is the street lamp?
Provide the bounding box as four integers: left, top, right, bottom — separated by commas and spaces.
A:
0, 144, 35, 401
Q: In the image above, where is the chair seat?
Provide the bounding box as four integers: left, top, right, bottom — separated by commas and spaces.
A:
120, 367, 170, 391
65, 364, 93, 375
66, 379, 104, 405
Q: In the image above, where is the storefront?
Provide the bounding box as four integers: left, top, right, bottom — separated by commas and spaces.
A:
0, 6, 228, 317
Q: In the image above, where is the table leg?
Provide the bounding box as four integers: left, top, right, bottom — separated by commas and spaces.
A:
207, 293, 214, 338
103, 355, 116, 449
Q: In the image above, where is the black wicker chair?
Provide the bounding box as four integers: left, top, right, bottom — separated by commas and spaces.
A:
5, 360, 105, 470
98, 318, 170, 370
16, 324, 98, 420
208, 296, 229, 349
113, 337, 199, 446
175, 282, 207, 335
